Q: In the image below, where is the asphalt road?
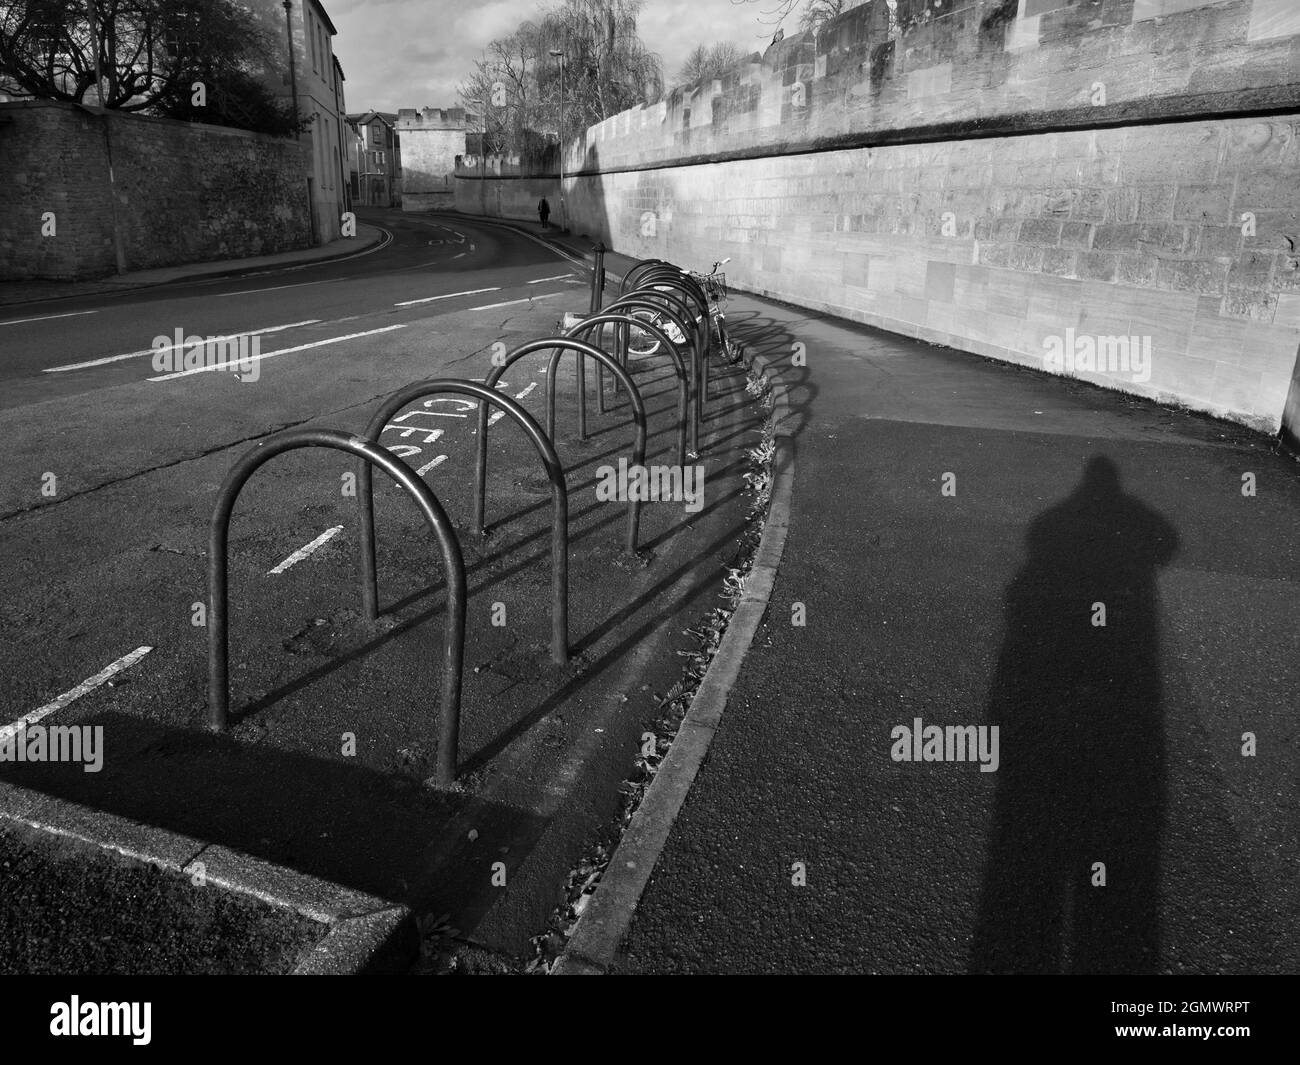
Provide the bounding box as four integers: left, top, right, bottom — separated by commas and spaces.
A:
0, 209, 762, 967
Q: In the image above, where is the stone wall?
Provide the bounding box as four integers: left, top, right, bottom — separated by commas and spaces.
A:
456, 0, 1300, 441
0, 100, 313, 281
398, 107, 473, 211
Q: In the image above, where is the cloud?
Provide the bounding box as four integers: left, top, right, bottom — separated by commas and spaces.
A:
326, 0, 775, 114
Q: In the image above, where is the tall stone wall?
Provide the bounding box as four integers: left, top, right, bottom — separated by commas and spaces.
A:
398, 107, 473, 211
0, 100, 312, 281
457, 0, 1300, 441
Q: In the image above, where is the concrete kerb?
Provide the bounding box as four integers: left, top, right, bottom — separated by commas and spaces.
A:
552, 344, 795, 976
0, 224, 391, 309
0, 779, 415, 974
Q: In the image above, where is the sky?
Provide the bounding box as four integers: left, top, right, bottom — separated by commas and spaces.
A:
327, 0, 792, 116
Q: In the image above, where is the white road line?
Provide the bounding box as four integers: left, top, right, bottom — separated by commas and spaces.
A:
1, 309, 99, 327
219, 277, 352, 297
147, 324, 407, 381
489, 382, 540, 425
394, 286, 498, 307
45, 319, 321, 373
1, 646, 153, 742
529, 274, 574, 284
415, 455, 448, 476
468, 292, 566, 311
452, 252, 466, 260
268, 525, 343, 575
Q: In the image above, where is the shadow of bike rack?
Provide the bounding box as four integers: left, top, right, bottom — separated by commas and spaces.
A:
565, 311, 690, 466
207, 427, 467, 788
488, 337, 647, 553
359, 379, 570, 666
603, 294, 702, 455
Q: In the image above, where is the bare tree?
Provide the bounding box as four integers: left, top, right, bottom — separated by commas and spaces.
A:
460, 0, 663, 158
731, 0, 871, 37
2, 0, 270, 110
676, 41, 746, 87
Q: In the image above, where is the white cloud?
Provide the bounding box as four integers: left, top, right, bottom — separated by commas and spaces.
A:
326, 0, 778, 115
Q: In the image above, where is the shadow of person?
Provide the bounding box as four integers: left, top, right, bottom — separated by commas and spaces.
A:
969, 455, 1178, 974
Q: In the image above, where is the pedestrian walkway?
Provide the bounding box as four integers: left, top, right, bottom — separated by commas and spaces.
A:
605, 291, 1300, 974
0, 223, 386, 308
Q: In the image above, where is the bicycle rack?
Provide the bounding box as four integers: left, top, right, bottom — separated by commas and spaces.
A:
627, 278, 710, 370
207, 427, 467, 788
604, 294, 702, 455
635, 267, 710, 325
620, 258, 672, 295
359, 380, 570, 666
634, 268, 718, 406
565, 312, 690, 466
618, 286, 706, 415
487, 337, 648, 553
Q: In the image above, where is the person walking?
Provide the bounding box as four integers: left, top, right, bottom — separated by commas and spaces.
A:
538, 197, 551, 230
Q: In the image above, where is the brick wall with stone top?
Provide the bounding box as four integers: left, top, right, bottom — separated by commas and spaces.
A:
458, 0, 1300, 442
0, 100, 313, 281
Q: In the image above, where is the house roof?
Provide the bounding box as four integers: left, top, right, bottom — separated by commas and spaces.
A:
305, 0, 339, 36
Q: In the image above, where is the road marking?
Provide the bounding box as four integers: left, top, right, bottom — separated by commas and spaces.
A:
0, 309, 99, 327
45, 320, 321, 373
268, 525, 343, 575
1, 646, 153, 742
529, 274, 574, 284
394, 286, 497, 307
452, 252, 466, 260
147, 324, 407, 381
489, 382, 540, 426
416, 455, 447, 476
219, 277, 352, 297
468, 292, 565, 311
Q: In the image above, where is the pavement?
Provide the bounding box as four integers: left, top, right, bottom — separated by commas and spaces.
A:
601, 289, 1300, 975
0, 224, 388, 307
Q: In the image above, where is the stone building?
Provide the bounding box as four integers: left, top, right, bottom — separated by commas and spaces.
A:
347, 111, 401, 207
249, 0, 350, 243
396, 107, 477, 211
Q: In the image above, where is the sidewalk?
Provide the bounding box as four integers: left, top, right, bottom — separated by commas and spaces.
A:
601, 291, 1300, 974
0, 223, 386, 308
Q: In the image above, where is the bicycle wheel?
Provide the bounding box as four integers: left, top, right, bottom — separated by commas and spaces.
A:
626, 310, 663, 356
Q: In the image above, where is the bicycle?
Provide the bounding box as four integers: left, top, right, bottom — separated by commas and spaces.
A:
624, 258, 740, 365
688, 258, 741, 365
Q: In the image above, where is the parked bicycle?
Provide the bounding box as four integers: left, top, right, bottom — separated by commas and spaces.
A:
625, 258, 740, 364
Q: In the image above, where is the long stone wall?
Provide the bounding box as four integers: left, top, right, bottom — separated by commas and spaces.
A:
0, 100, 312, 281
456, 0, 1300, 444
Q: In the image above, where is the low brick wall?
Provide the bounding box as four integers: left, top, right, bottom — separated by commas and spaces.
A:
456, 0, 1300, 441
0, 100, 312, 281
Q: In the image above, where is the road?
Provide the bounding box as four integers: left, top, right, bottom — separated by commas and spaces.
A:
0, 208, 763, 967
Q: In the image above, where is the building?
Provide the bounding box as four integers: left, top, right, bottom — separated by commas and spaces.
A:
396, 107, 477, 212
251, 0, 349, 244
347, 111, 401, 207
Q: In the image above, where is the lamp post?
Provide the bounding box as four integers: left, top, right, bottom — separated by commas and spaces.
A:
548, 47, 566, 232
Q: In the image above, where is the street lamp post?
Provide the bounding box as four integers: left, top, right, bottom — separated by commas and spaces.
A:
549, 47, 566, 232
